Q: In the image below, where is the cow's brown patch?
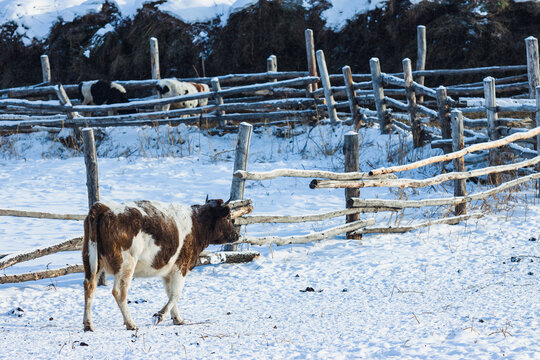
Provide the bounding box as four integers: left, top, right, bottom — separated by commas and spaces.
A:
190, 82, 206, 93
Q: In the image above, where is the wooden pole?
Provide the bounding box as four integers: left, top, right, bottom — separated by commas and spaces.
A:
211, 77, 226, 127
342, 66, 362, 129
416, 25, 427, 103
403, 58, 423, 147
150, 37, 160, 81
525, 36, 539, 99
436, 86, 452, 154
316, 50, 339, 124
484, 76, 501, 185
451, 109, 466, 215
267, 55, 277, 82
225, 122, 253, 251
344, 132, 360, 239
305, 29, 318, 92
40, 55, 51, 84
55, 84, 78, 119
370, 58, 390, 133
82, 128, 106, 286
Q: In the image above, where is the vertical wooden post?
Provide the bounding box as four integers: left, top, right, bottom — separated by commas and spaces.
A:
40, 55, 51, 84
305, 29, 318, 92
344, 132, 360, 240
342, 65, 363, 129
150, 37, 161, 81
536, 86, 540, 197
370, 58, 390, 134
55, 84, 78, 119
451, 110, 466, 216
226, 123, 253, 251
82, 128, 106, 286
484, 76, 501, 184
316, 50, 339, 125
211, 77, 225, 127
267, 55, 277, 82
403, 58, 423, 148
436, 86, 452, 153
525, 36, 539, 99
416, 25, 427, 103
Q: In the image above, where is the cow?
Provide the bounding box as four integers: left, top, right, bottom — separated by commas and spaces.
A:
156, 79, 198, 111
82, 198, 238, 331
190, 82, 211, 107
78, 80, 133, 115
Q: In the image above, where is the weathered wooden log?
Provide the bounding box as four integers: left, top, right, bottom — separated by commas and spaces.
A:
211, 78, 225, 126
484, 77, 502, 185
404, 58, 423, 147
416, 25, 427, 103
344, 132, 360, 239
370, 58, 390, 133
413, 65, 527, 77
448, 74, 528, 88
316, 50, 339, 124
0, 237, 83, 271
150, 37, 160, 80
234, 168, 398, 181
0, 265, 85, 284
507, 143, 537, 159
0, 209, 85, 220
342, 66, 362, 128
525, 36, 540, 99
313, 156, 540, 189
436, 86, 452, 153
352, 213, 484, 235
445, 82, 529, 96
236, 218, 375, 246
384, 96, 408, 110
82, 128, 100, 208
348, 171, 540, 210
369, 126, 540, 176
55, 84, 78, 119
40, 55, 51, 85
305, 29, 319, 93
452, 110, 466, 215
267, 55, 277, 82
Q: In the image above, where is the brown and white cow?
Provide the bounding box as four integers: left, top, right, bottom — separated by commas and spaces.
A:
82, 198, 238, 331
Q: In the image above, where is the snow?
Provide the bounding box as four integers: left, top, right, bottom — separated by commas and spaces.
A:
0, 123, 539, 358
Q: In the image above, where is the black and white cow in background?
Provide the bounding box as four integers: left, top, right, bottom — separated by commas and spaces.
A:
156, 79, 200, 111
78, 80, 133, 115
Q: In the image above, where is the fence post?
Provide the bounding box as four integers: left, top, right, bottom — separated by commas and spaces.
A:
40, 55, 51, 84
536, 86, 540, 197
82, 128, 106, 286
403, 58, 423, 148
150, 37, 161, 81
525, 36, 539, 99
342, 65, 363, 129
451, 110, 466, 216
484, 76, 501, 185
55, 84, 78, 119
267, 55, 277, 82
344, 132, 360, 240
370, 57, 390, 134
225, 122, 253, 251
316, 50, 339, 125
416, 25, 427, 103
436, 86, 452, 154
305, 29, 318, 93
211, 77, 225, 127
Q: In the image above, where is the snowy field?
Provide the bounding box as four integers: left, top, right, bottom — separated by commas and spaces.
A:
0, 123, 539, 359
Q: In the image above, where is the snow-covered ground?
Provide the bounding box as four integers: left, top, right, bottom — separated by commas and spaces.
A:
0, 123, 539, 359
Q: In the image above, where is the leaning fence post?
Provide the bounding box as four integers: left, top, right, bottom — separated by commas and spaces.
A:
484, 76, 501, 185
82, 128, 106, 286
305, 29, 318, 93
211, 77, 225, 127
267, 55, 277, 82
416, 25, 427, 103
370, 57, 390, 134
226, 123, 253, 251
525, 36, 539, 99
451, 110, 466, 216
344, 132, 360, 240
436, 86, 452, 154
55, 84, 78, 119
403, 58, 423, 148
316, 50, 339, 125
536, 86, 540, 197
342, 65, 362, 129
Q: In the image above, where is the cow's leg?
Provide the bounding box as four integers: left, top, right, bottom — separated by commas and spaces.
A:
153, 271, 186, 326
112, 256, 137, 330
83, 267, 100, 332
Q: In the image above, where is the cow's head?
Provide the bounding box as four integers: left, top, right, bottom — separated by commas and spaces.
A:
194, 198, 238, 245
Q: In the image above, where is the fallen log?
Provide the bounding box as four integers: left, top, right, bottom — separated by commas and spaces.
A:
312, 156, 540, 189
236, 218, 375, 246
0, 237, 83, 271
0, 251, 260, 284
369, 127, 540, 176
352, 213, 484, 235
348, 172, 540, 209
234, 169, 398, 181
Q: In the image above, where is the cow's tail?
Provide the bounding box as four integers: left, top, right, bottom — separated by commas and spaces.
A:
82, 202, 109, 280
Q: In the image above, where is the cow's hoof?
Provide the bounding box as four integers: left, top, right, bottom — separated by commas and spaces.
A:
152, 313, 163, 326
172, 317, 185, 326
83, 323, 95, 332
125, 322, 138, 331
